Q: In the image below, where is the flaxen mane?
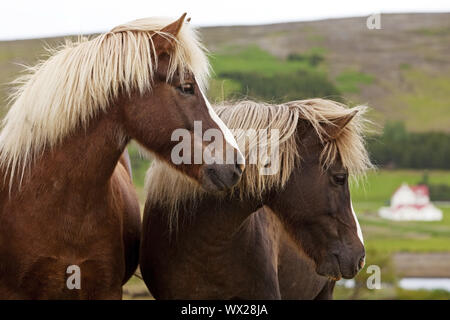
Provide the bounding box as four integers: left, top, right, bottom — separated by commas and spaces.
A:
145, 99, 373, 228
0, 17, 209, 186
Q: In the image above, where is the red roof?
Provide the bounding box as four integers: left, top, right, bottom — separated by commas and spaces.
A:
393, 184, 429, 196
411, 185, 429, 196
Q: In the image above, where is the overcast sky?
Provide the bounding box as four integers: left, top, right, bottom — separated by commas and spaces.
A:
1, 0, 449, 40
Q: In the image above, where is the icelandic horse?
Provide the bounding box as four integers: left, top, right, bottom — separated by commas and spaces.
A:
141, 99, 372, 299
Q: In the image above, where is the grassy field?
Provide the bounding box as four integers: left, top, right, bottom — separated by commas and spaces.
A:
325, 169, 449, 299
334, 284, 450, 300
386, 68, 450, 132
210, 45, 322, 76
207, 45, 336, 103
351, 169, 450, 203
350, 170, 450, 253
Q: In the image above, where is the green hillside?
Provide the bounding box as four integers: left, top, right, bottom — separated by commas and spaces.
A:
350, 170, 450, 253
2, 13, 450, 131
202, 13, 450, 132
1, 13, 450, 131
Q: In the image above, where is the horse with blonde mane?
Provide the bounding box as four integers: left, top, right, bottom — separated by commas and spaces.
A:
0, 14, 243, 299
140, 99, 373, 299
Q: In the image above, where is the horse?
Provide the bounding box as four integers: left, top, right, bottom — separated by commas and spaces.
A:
0, 14, 243, 299
140, 99, 373, 299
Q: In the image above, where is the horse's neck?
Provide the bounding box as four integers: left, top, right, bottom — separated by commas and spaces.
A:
243, 207, 283, 255
5, 110, 127, 196
175, 196, 262, 247
180, 197, 282, 296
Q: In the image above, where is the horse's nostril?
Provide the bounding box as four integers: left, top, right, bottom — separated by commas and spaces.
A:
235, 163, 244, 175
358, 255, 366, 270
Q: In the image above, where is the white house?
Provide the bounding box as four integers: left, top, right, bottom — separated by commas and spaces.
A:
379, 183, 443, 221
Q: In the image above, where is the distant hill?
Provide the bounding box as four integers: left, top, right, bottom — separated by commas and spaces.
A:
1, 13, 449, 131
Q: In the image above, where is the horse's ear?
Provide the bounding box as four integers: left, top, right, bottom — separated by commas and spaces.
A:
161, 13, 187, 37
324, 110, 358, 140
154, 13, 187, 53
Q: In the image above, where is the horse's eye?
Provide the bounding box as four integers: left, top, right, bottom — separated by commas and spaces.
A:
333, 173, 347, 185
178, 83, 195, 95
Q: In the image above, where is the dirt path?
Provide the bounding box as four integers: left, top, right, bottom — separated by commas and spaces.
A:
393, 252, 450, 278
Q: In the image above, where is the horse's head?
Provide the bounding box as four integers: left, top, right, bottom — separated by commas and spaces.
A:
118, 14, 244, 192
267, 110, 366, 280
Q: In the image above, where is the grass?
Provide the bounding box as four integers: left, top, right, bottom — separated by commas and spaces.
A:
350, 170, 450, 253
208, 78, 242, 102
334, 285, 450, 300
206, 45, 378, 103
335, 69, 374, 94
412, 26, 450, 36
386, 68, 450, 132
127, 142, 151, 203
351, 169, 450, 203
207, 45, 331, 101
210, 45, 319, 77
364, 236, 450, 253
357, 206, 450, 253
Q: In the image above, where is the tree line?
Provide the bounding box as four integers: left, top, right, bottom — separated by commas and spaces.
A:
218, 68, 449, 170
367, 122, 450, 169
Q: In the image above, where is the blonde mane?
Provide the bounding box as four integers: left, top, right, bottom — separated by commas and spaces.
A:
0, 17, 210, 185
145, 98, 373, 227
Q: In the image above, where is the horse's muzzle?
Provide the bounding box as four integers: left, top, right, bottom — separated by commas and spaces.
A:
199, 163, 243, 192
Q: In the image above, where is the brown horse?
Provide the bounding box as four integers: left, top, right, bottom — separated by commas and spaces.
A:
0, 15, 243, 299
140, 99, 372, 299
